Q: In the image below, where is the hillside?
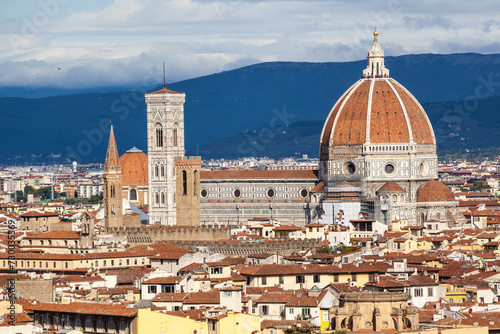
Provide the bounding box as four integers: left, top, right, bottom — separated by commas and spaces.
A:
187, 95, 500, 159
1, 53, 500, 163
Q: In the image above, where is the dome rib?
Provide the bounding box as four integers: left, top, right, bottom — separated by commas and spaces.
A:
364, 79, 376, 143
320, 30, 436, 152
320, 82, 357, 147
392, 82, 436, 145
369, 80, 409, 143
331, 80, 370, 146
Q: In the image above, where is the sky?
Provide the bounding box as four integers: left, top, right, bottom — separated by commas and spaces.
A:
0, 0, 499, 89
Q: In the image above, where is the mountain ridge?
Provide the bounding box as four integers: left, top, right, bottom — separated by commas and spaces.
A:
2, 53, 500, 163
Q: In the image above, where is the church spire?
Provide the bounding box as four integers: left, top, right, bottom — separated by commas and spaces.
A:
362, 28, 390, 78
104, 124, 121, 172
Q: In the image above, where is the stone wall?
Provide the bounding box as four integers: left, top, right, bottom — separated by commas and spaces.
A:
175, 156, 201, 226
122, 213, 142, 227
163, 239, 322, 256
107, 225, 230, 244
15, 279, 54, 302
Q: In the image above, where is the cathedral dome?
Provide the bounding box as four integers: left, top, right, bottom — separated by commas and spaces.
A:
320, 31, 435, 154
119, 147, 148, 186
416, 179, 455, 202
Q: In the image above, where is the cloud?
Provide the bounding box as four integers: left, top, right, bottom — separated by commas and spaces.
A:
403, 15, 452, 31
0, 0, 499, 90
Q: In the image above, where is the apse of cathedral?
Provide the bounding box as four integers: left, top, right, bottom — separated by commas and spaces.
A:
103, 30, 465, 229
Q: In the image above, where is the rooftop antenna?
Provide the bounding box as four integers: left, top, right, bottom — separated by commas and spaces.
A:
163, 62, 166, 88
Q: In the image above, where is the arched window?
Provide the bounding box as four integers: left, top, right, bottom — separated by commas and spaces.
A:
155, 165, 159, 177
155, 192, 159, 205
129, 189, 137, 201
155, 124, 163, 148
161, 192, 165, 204
110, 185, 115, 198
173, 123, 178, 147
182, 170, 187, 195
161, 165, 165, 177
193, 170, 198, 195
436, 212, 441, 221
111, 206, 116, 215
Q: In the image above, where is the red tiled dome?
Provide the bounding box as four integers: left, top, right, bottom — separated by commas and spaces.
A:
377, 181, 405, 193
320, 30, 435, 154
417, 179, 455, 202
119, 147, 148, 186
320, 78, 435, 147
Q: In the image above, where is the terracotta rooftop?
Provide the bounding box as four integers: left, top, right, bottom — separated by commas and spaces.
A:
142, 276, 184, 285
151, 292, 188, 302
377, 181, 406, 193
182, 290, 220, 305
31, 302, 138, 317
20, 211, 58, 217
147, 86, 182, 94
24, 231, 79, 240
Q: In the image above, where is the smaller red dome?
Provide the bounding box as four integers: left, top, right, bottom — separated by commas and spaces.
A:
119, 147, 148, 186
377, 181, 405, 193
417, 179, 455, 202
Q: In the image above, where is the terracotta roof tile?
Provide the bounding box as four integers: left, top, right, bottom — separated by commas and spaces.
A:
31, 302, 138, 317
120, 150, 148, 186
377, 181, 406, 193
25, 231, 79, 240
417, 179, 455, 203
142, 276, 184, 284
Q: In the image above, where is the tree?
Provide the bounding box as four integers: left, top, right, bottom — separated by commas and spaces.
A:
14, 190, 26, 203
89, 193, 103, 204
65, 198, 76, 205
24, 185, 37, 197
470, 181, 490, 192
37, 187, 54, 200
317, 245, 332, 253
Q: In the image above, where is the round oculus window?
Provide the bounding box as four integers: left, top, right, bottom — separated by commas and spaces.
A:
384, 163, 395, 175
299, 188, 309, 199
200, 188, 208, 198
347, 162, 356, 174
233, 188, 242, 199
266, 188, 275, 199
343, 161, 356, 175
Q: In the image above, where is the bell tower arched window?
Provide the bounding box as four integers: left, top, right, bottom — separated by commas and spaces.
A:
173, 123, 178, 147
193, 170, 198, 195
110, 185, 115, 198
182, 170, 187, 195
155, 124, 163, 148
